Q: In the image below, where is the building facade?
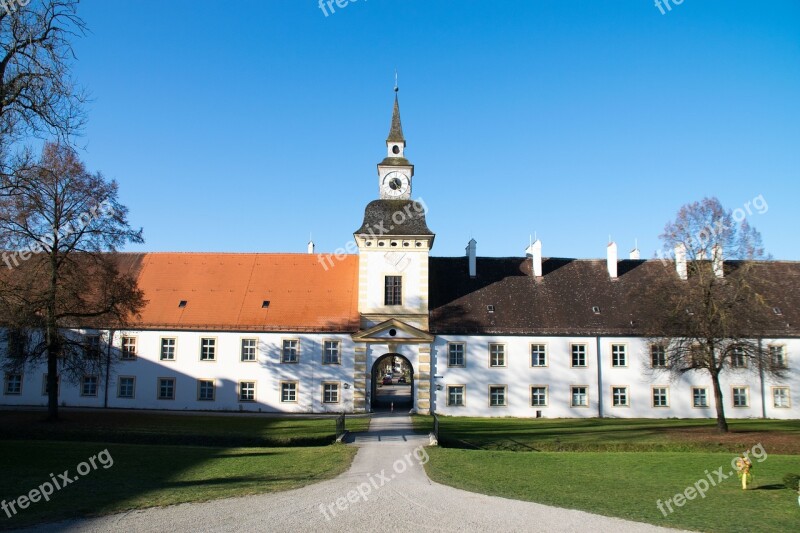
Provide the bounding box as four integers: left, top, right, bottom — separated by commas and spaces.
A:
2, 92, 798, 419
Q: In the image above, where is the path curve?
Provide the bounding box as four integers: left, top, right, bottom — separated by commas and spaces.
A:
22, 414, 683, 532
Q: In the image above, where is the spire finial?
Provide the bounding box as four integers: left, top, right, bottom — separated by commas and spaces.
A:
394, 69, 399, 92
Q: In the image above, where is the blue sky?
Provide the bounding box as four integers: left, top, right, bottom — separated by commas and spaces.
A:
70, 0, 799, 259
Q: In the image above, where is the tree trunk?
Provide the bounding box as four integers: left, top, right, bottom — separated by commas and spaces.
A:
46, 250, 60, 421
710, 370, 728, 433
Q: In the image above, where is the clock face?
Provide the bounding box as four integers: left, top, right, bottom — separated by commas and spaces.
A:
382, 171, 409, 198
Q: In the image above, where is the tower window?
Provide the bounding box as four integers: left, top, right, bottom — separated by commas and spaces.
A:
385, 276, 402, 306
392, 145, 400, 154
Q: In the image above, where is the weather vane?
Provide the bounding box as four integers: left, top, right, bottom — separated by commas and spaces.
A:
394, 69, 398, 92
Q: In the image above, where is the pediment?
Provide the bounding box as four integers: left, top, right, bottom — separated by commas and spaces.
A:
351, 318, 434, 343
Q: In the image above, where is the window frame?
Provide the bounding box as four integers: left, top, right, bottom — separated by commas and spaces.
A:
652, 386, 669, 408
488, 343, 506, 368
160, 337, 177, 361
121, 336, 137, 360
281, 339, 300, 364
611, 385, 629, 407
239, 381, 256, 402
571, 344, 587, 368
280, 381, 298, 403
197, 379, 216, 401
730, 346, 747, 369
85, 334, 101, 359
117, 376, 136, 399
322, 382, 340, 404
731, 385, 749, 408
691, 386, 709, 408
611, 344, 627, 367
81, 375, 99, 397
3, 373, 22, 395
322, 340, 341, 365
446, 384, 466, 407
530, 343, 548, 367
570, 385, 589, 408
488, 384, 507, 407
650, 344, 667, 368
384, 275, 403, 306
530, 385, 548, 407
769, 345, 787, 369
771, 386, 790, 408
199, 337, 217, 362
157, 377, 176, 400
240, 338, 258, 363
447, 342, 466, 368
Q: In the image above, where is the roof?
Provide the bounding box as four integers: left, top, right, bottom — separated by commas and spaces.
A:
387, 94, 405, 143
121, 253, 360, 332
354, 200, 434, 237
429, 257, 800, 336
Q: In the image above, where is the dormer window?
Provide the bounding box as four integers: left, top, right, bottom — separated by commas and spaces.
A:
487, 305, 495, 313
262, 300, 270, 308
178, 300, 187, 308
592, 306, 601, 314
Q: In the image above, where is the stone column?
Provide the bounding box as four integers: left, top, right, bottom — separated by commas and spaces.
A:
416, 344, 431, 414
353, 344, 368, 413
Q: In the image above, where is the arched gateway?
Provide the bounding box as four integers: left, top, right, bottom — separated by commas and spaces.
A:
370, 353, 414, 411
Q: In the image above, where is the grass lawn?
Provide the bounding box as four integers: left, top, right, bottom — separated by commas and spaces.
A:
416, 417, 800, 532
414, 416, 800, 453
424, 448, 799, 532
0, 409, 371, 447
0, 409, 370, 529
0, 440, 356, 530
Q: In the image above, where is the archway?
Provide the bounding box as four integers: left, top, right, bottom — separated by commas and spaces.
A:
370, 353, 414, 412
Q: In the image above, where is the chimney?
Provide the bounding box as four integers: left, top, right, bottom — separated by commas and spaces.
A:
675, 243, 688, 280
525, 239, 543, 277
712, 244, 723, 278
629, 247, 640, 260
307, 240, 315, 254
607, 242, 618, 279
466, 238, 477, 278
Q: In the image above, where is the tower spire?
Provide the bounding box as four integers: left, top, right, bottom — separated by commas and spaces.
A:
387, 81, 405, 143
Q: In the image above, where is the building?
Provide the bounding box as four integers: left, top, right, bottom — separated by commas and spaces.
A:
2, 90, 798, 418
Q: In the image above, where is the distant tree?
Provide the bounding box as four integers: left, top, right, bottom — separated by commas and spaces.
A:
645, 197, 782, 433
0, 142, 144, 420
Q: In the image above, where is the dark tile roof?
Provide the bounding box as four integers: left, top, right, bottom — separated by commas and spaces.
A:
429, 257, 800, 337
354, 200, 434, 237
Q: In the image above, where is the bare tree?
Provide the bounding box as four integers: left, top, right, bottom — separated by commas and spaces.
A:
0, 0, 86, 146
0, 142, 144, 420
645, 197, 781, 433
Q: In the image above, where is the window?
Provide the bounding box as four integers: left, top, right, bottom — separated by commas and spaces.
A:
81, 376, 98, 397
42, 374, 59, 396
732, 386, 749, 407
772, 387, 790, 408
239, 381, 256, 402
447, 385, 465, 406
323, 341, 341, 365
489, 385, 507, 407
612, 386, 629, 407
198, 380, 215, 401
281, 382, 297, 402
282, 340, 299, 363
530, 344, 547, 367
611, 344, 627, 367
489, 343, 506, 367
3, 374, 22, 395
652, 387, 669, 407
689, 345, 704, 366
769, 345, 787, 369
448, 343, 465, 367
384, 276, 402, 305
571, 344, 587, 367
323, 383, 340, 403
117, 376, 135, 399
730, 347, 747, 368
6, 329, 25, 359
121, 336, 137, 360
160, 338, 176, 361
200, 338, 216, 361
85, 335, 101, 359
241, 338, 257, 362
650, 345, 667, 368
158, 378, 175, 400
692, 387, 708, 408
571, 386, 588, 407
530, 386, 548, 407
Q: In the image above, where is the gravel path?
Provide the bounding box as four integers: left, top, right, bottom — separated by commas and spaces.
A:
22, 413, 682, 532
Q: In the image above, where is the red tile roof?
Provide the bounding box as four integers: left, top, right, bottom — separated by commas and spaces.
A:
120, 253, 359, 332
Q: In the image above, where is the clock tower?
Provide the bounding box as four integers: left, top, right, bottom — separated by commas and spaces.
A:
377, 86, 414, 200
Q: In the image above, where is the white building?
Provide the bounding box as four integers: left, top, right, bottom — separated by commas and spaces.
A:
2, 91, 798, 419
